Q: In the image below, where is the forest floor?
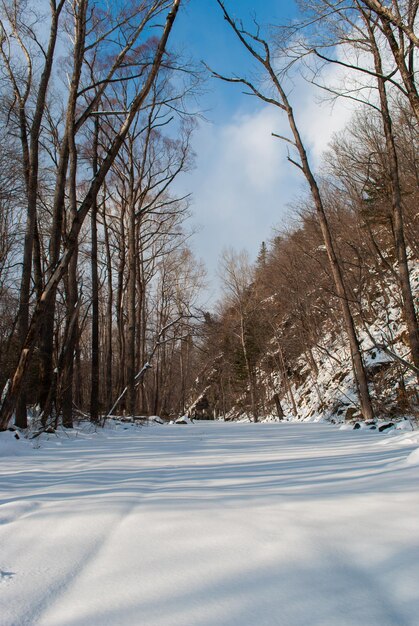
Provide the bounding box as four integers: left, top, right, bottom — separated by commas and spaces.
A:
1, 421, 419, 626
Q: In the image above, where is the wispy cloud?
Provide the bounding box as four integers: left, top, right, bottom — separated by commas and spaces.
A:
177, 65, 359, 301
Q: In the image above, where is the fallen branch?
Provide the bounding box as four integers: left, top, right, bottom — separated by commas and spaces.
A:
104, 362, 153, 422
374, 342, 419, 376
104, 314, 195, 422
362, 322, 419, 376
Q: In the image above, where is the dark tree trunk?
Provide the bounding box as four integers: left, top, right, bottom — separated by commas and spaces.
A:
90, 117, 100, 421
116, 218, 126, 403
61, 126, 79, 429
126, 145, 137, 417
284, 100, 374, 419
103, 207, 113, 412
366, 18, 419, 380
14, 2, 64, 429
273, 393, 284, 419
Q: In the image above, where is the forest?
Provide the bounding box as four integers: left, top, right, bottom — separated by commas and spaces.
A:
2, 4, 419, 623
0, 0, 417, 432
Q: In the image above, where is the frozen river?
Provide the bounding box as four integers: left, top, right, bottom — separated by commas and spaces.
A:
1, 420, 419, 625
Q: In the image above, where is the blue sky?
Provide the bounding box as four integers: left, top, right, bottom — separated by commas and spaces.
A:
175, 1, 298, 118
169, 1, 355, 303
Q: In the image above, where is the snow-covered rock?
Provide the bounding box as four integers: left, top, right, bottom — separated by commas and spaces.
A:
149, 415, 164, 424
175, 415, 193, 424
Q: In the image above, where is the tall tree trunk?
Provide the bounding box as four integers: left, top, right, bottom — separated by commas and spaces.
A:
103, 207, 113, 412
38, 0, 87, 411
90, 117, 100, 421
126, 161, 137, 417
240, 315, 258, 422
137, 259, 148, 414
136, 273, 145, 412
60, 120, 79, 429
116, 218, 126, 404
366, 16, 419, 379
216, 1, 374, 419
282, 96, 374, 419
14, 105, 31, 429
11, 2, 65, 428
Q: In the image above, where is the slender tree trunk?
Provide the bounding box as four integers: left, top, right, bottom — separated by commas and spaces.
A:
153, 359, 160, 416
74, 334, 82, 409
103, 207, 113, 412
60, 119, 80, 429
90, 117, 100, 421
283, 98, 374, 419
32, 220, 43, 300
126, 158, 137, 417
216, 1, 374, 419
116, 219, 126, 402
240, 315, 258, 422
366, 18, 419, 379
60, 256, 78, 429
14, 104, 31, 428
12, 2, 64, 428
38, 0, 87, 411
136, 275, 144, 412
137, 260, 148, 414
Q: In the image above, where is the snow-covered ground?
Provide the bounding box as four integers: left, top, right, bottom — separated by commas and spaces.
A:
1, 421, 419, 626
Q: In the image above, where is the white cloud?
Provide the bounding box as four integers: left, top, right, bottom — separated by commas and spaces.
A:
176, 65, 362, 302
220, 107, 286, 189
177, 106, 300, 298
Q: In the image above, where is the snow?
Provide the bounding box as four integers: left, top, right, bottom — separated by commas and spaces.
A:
275, 259, 419, 423
1, 421, 419, 626
0, 430, 34, 457
150, 415, 164, 424
175, 415, 193, 424
405, 448, 419, 466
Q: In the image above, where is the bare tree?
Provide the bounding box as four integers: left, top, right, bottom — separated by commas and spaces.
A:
209, 0, 374, 420
358, 0, 419, 48
299, 0, 419, 376
0, 0, 182, 431
219, 249, 261, 422
0, 0, 66, 427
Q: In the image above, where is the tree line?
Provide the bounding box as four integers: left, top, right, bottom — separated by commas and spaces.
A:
193, 0, 418, 422
0, 0, 206, 431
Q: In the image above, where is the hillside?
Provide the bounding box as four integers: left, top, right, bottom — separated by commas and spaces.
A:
274, 260, 419, 425
194, 255, 419, 427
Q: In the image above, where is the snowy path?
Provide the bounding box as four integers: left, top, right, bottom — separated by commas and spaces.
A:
1, 422, 419, 626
